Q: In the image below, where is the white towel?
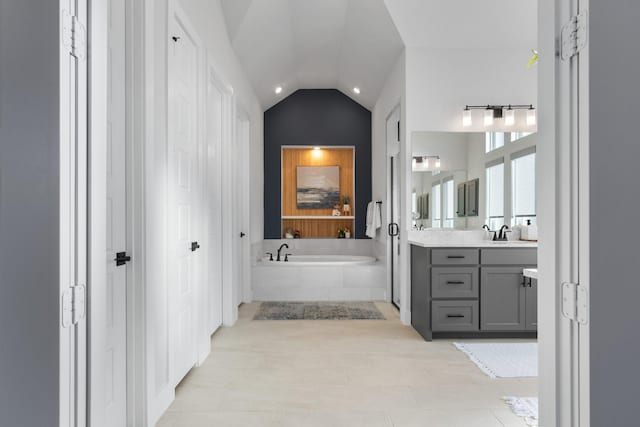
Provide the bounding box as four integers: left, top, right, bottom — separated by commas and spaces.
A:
365, 201, 382, 238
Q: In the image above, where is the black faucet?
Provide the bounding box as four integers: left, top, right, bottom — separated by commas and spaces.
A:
482, 225, 491, 232
497, 225, 511, 241
277, 243, 289, 261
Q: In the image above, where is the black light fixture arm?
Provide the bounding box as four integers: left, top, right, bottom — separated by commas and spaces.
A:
464, 104, 534, 110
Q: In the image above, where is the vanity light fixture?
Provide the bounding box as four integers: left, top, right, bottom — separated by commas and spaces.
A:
275, 86, 283, 94
412, 156, 441, 172
462, 104, 536, 128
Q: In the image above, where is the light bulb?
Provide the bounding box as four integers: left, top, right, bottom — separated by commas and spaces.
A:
484, 109, 494, 126
353, 87, 361, 94
504, 109, 515, 126
275, 86, 283, 94
527, 108, 537, 126
435, 158, 441, 168
462, 109, 472, 127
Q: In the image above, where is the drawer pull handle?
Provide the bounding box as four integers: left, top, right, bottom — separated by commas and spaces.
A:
447, 255, 465, 259
446, 281, 465, 285
447, 314, 465, 318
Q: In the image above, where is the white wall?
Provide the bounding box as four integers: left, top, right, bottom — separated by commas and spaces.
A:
405, 47, 538, 134
144, 0, 262, 424
412, 131, 469, 171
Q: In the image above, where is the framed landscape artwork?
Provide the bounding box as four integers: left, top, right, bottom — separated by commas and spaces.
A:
296, 166, 340, 209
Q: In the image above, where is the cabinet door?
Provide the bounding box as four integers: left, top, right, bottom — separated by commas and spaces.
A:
525, 278, 538, 331
481, 267, 526, 330
465, 179, 479, 217
457, 183, 466, 217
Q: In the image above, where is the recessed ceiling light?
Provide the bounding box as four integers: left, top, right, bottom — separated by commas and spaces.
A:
353, 87, 361, 94
275, 86, 283, 94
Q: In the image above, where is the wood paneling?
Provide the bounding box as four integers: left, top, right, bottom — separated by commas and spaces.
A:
281, 147, 355, 238
282, 148, 354, 216
282, 219, 355, 239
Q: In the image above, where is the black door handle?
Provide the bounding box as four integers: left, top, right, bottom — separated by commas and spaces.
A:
388, 223, 399, 237
240, 232, 246, 238
447, 314, 465, 318
115, 252, 131, 266
191, 241, 200, 252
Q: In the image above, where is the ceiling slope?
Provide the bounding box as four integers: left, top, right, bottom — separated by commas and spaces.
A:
221, 0, 404, 110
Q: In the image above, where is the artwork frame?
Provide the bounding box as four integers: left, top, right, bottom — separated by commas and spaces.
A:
296, 165, 340, 209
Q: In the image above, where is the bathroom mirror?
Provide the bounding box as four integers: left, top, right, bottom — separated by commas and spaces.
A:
411, 131, 537, 231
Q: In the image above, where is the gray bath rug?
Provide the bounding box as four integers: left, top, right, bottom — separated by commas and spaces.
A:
253, 302, 386, 320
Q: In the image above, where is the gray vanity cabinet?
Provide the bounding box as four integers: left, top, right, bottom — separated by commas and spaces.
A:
465, 179, 479, 217
410, 245, 537, 340
480, 267, 527, 331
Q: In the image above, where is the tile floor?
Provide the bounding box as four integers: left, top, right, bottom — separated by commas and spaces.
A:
157, 302, 536, 426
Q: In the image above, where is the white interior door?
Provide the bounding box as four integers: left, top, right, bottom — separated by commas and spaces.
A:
233, 114, 250, 306
386, 107, 401, 307
206, 73, 224, 334
168, 13, 200, 386
104, 0, 127, 424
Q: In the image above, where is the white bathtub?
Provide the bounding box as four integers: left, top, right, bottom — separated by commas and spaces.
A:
252, 253, 386, 301
261, 255, 377, 266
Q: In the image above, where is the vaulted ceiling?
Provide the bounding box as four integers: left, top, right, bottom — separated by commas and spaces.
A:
220, 0, 404, 110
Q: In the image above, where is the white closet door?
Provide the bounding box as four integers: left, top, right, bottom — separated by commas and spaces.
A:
168, 12, 200, 386
104, 0, 127, 424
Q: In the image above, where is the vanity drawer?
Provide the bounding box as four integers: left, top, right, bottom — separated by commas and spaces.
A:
431, 267, 479, 298
432, 301, 479, 332
481, 248, 537, 265
432, 249, 479, 265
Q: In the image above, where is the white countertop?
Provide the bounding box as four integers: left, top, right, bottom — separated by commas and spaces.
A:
523, 268, 539, 279
408, 240, 538, 248
407, 229, 538, 249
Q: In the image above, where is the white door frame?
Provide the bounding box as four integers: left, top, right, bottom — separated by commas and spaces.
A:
538, 0, 590, 425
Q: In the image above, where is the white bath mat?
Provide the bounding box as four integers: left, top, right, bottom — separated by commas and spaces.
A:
453, 342, 538, 378
503, 396, 539, 426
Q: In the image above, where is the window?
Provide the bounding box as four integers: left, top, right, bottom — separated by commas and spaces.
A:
443, 178, 455, 228
486, 132, 505, 153
486, 160, 504, 230
432, 183, 441, 228
510, 131, 533, 142
512, 150, 536, 225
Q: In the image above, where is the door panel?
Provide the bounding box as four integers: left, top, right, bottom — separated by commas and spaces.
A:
168, 16, 199, 386
104, 0, 127, 424
480, 267, 526, 331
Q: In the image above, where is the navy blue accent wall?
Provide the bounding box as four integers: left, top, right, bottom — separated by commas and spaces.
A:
264, 89, 372, 239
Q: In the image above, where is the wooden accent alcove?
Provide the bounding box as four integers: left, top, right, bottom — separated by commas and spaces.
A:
281, 147, 355, 238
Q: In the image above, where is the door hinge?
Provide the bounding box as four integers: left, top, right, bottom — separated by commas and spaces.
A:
62, 10, 86, 60
62, 284, 87, 328
560, 10, 588, 60
562, 282, 588, 324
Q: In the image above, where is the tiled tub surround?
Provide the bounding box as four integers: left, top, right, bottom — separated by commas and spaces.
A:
252, 239, 386, 301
